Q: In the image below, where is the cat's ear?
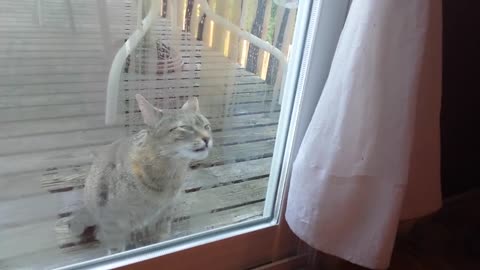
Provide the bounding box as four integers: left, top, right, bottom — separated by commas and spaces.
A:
135, 94, 163, 127
181, 97, 199, 112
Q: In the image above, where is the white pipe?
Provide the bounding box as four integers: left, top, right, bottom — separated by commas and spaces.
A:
105, 0, 160, 125
195, 0, 288, 104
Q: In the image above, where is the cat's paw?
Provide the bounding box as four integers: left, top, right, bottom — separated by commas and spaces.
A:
107, 247, 125, 255
66, 208, 95, 237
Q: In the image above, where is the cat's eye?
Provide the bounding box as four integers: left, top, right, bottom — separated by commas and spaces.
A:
204, 124, 211, 130
171, 125, 192, 132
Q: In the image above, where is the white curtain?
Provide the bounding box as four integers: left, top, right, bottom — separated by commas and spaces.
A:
285, 0, 442, 269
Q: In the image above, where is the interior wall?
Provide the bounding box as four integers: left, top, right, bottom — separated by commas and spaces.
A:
441, 0, 480, 197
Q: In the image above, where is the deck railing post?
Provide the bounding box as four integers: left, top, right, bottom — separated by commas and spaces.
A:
170, 0, 178, 30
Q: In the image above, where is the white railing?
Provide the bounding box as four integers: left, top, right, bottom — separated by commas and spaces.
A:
105, 0, 160, 125
105, 0, 288, 125
194, 0, 288, 108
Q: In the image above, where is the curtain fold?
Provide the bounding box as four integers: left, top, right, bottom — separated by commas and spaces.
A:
285, 0, 442, 268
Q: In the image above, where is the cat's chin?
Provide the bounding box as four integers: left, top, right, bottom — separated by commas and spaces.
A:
178, 149, 209, 160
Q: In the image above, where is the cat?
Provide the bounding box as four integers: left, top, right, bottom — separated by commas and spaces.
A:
67, 94, 212, 254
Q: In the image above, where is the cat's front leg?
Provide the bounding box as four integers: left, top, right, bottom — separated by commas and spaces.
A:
156, 215, 173, 241
127, 227, 156, 249
103, 235, 127, 255
107, 246, 126, 255
139, 215, 173, 246
97, 221, 129, 254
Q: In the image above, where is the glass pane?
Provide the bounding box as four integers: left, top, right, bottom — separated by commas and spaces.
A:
0, 0, 298, 268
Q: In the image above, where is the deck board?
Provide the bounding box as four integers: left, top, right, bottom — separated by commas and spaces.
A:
0, 89, 271, 109
0, 129, 276, 177
0, 79, 270, 97
0, 172, 48, 201
0, 100, 277, 123
0, 202, 264, 270
0, 123, 276, 156
0, 49, 224, 59
0, 177, 267, 260
1, 156, 272, 231
0, 65, 254, 86
0, 62, 242, 77
0, 73, 265, 94
0, 111, 279, 139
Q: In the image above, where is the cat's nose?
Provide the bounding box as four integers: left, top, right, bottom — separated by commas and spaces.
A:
202, 137, 210, 146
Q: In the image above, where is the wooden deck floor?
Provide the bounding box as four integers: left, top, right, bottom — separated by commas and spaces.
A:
0, 1, 280, 269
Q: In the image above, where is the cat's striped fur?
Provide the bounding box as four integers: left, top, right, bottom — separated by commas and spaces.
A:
67, 95, 212, 253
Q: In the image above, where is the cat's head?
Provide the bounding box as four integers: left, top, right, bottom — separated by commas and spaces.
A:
135, 94, 213, 160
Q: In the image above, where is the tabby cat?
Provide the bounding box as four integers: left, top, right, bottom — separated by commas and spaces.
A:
68, 94, 212, 253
